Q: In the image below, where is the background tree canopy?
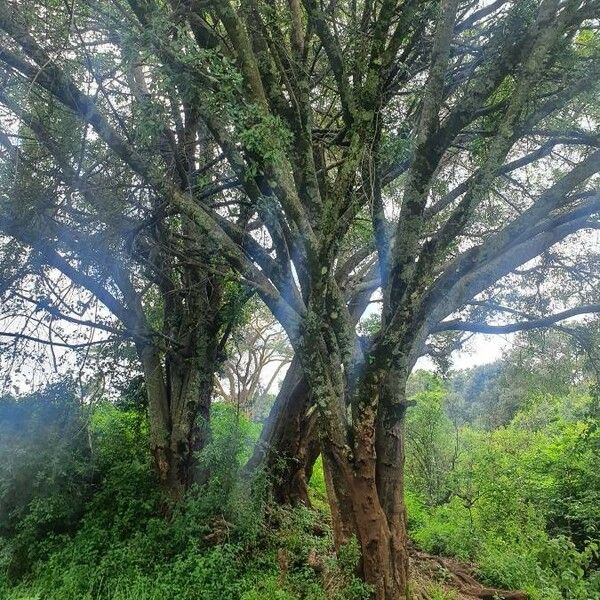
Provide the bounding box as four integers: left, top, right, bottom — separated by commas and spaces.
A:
0, 0, 599, 598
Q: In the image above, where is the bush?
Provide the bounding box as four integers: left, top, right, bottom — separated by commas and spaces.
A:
0, 391, 369, 600
0, 383, 96, 579
405, 386, 600, 599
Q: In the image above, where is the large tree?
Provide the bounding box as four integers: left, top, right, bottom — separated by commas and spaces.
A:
0, 21, 245, 495
1, 0, 600, 598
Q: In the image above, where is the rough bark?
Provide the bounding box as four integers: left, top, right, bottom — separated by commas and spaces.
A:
373, 373, 411, 600
319, 430, 409, 599
350, 475, 408, 600
310, 348, 411, 600
245, 357, 319, 504
137, 342, 173, 491
321, 448, 358, 549
167, 362, 214, 489
138, 326, 220, 498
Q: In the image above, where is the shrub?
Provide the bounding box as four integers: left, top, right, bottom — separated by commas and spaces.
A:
406, 387, 600, 599
1, 391, 370, 600
0, 383, 96, 578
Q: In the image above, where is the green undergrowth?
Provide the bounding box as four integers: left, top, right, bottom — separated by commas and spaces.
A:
404, 380, 600, 600
0, 390, 369, 600
1, 381, 599, 599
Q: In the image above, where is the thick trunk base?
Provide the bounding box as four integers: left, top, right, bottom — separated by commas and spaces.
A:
321, 378, 411, 600
322, 469, 409, 599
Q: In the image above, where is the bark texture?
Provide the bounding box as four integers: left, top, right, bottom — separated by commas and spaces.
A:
141, 337, 219, 497
246, 357, 319, 504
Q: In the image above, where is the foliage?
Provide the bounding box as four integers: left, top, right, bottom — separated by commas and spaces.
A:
405, 373, 600, 600
308, 456, 328, 510
1, 0, 600, 594
0, 390, 368, 600
405, 384, 458, 507
422, 584, 459, 600
0, 383, 95, 578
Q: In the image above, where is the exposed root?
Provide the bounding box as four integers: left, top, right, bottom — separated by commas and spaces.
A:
412, 550, 528, 600
285, 530, 528, 600
203, 516, 232, 545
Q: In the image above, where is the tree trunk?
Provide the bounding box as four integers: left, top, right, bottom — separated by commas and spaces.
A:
319, 371, 411, 600
256, 320, 411, 599
350, 477, 408, 600
283, 421, 319, 505
321, 448, 358, 548
245, 357, 319, 504
169, 366, 214, 488
322, 440, 409, 600
373, 373, 411, 600
137, 339, 217, 499
137, 342, 175, 493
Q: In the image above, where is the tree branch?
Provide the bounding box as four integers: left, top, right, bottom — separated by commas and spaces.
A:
433, 304, 600, 334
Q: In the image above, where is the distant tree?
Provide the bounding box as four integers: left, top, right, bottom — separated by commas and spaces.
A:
406, 369, 447, 398
406, 382, 460, 507
449, 324, 600, 427
215, 300, 292, 418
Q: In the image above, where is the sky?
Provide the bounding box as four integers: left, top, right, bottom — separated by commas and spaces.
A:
415, 333, 511, 371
